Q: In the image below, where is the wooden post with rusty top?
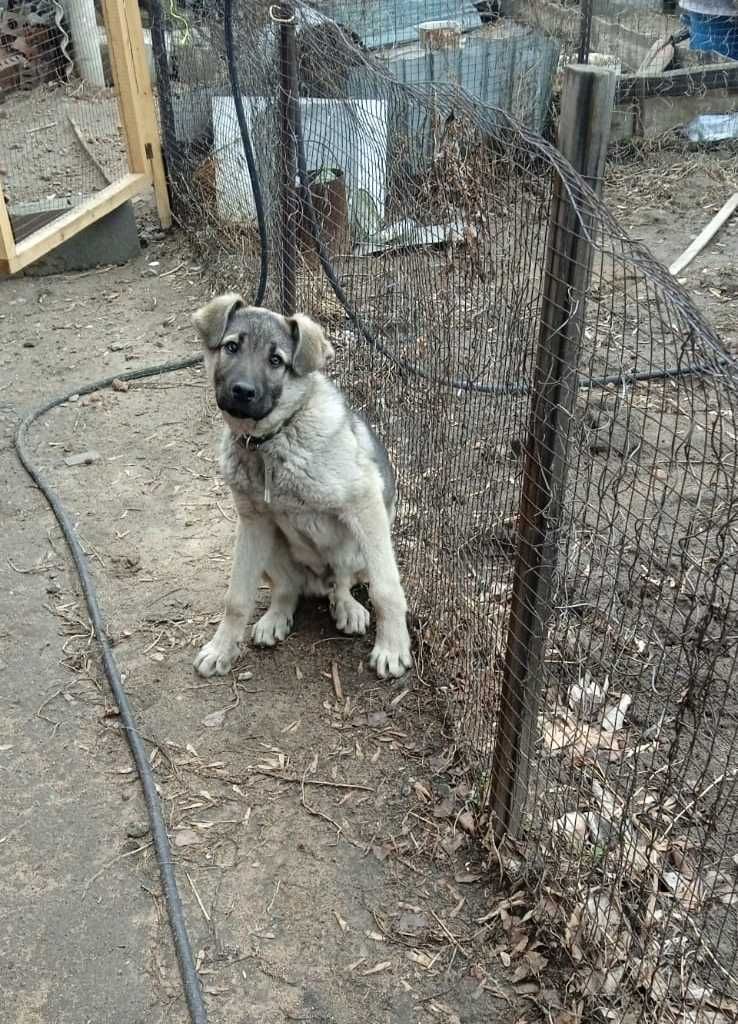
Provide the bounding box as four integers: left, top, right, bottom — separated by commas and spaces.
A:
489, 64, 617, 839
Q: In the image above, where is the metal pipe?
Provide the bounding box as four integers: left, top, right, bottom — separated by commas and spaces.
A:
67, 0, 105, 86
277, 2, 299, 317
489, 64, 617, 839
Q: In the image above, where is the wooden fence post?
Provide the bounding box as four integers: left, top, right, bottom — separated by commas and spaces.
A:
488, 65, 617, 839
0, 188, 17, 272
103, 0, 172, 228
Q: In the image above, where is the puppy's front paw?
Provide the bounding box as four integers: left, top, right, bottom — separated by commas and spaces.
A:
369, 626, 412, 679
252, 609, 293, 647
331, 594, 370, 635
194, 635, 240, 677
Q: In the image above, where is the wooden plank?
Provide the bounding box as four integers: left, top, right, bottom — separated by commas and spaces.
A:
8, 173, 147, 273
0, 186, 18, 273
617, 63, 738, 102
669, 193, 738, 277
102, 0, 148, 175
118, 0, 172, 228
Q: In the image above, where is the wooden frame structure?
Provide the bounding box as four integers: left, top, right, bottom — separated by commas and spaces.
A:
0, 0, 170, 275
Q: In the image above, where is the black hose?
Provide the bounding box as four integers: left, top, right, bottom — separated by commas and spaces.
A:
578, 0, 594, 64
224, 0, 269, 306
15, 355, 208, 1024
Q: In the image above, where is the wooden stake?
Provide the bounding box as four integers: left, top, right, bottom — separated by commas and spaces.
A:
669, 193, 738, 277
102, 0, 171, 228
0, 187, 16, 273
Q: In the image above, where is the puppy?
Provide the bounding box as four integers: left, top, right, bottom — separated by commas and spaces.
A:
192, 294, 412, 679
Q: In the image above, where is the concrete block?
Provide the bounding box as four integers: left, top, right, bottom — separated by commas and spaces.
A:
9, 200, 140, 277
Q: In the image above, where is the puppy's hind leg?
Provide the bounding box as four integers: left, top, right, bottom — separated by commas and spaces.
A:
194, 516, 274, 677
252, 537, 303, 646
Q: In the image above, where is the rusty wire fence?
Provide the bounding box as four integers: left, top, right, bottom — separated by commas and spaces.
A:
149, 1, 738, 1021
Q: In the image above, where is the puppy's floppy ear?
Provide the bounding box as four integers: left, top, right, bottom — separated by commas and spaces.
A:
287, 313, 334, 376
192, 293, 244, 350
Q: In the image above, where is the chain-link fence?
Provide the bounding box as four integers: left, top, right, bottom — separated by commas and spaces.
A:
150, 1, 738, 1020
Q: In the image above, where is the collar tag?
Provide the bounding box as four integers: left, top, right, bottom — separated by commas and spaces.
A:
263, 457, 272, 504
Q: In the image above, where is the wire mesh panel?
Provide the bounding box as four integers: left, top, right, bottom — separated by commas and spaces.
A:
152, 2, 738, 1020
0, 1, 128, 240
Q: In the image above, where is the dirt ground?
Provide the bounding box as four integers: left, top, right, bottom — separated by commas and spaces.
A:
0, 209, 517, 1024
1, 141, 736, 1024
606, 143, 738, 353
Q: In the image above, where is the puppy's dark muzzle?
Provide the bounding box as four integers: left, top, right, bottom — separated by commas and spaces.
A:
216, 382, 272, 421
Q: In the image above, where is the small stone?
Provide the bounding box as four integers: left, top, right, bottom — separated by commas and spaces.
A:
110, 342, 125, 352
22, 340, 35, 348
112, 378, 129, 393
126, 821, 149, 839
64, 450, 101, 467
396, 911, 429, 937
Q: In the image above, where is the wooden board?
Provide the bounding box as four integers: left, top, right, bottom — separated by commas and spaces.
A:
616, 61, 738, 102
1, 173, 148, 274
101, 0, 171, 228
669, 193, 738, 277
0, 187, 15, 268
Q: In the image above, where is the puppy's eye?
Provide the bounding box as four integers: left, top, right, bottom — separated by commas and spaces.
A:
224, 340, 239, 355
269, 353, 283, 368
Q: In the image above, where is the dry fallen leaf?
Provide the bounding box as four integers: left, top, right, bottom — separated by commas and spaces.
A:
201, 709, 227, 729
457, 810, 476, 835
407, 949, 435, 969
413, 781, 432, 803
362, 960, 392, 976
174, 828, 202, 848
601, 694, 632, 732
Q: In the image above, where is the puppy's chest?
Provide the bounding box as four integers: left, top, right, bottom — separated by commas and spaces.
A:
223, 449, 319, 510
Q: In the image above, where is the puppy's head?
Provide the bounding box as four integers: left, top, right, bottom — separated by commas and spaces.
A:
192, 296, 333, 431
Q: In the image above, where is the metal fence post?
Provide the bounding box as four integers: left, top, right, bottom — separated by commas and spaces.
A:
488, 65, 617, 839
278, 2, 298, 317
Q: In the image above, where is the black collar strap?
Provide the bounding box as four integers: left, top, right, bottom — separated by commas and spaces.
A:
235, 410, 298, 451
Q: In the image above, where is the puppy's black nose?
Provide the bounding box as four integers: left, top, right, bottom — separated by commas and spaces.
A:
232, 382, 256, 402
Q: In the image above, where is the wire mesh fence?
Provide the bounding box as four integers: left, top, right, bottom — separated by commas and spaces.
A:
151, 1, 737, 1020
0, 1, 132, 242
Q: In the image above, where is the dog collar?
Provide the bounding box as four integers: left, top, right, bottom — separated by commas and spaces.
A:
237, 429, 278, 450
234, 410, 298, 451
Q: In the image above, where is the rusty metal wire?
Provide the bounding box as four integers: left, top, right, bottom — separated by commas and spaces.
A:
151, 3, 738, 1021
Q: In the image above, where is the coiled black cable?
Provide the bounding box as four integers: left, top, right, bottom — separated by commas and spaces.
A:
15, 357, 208, 1024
